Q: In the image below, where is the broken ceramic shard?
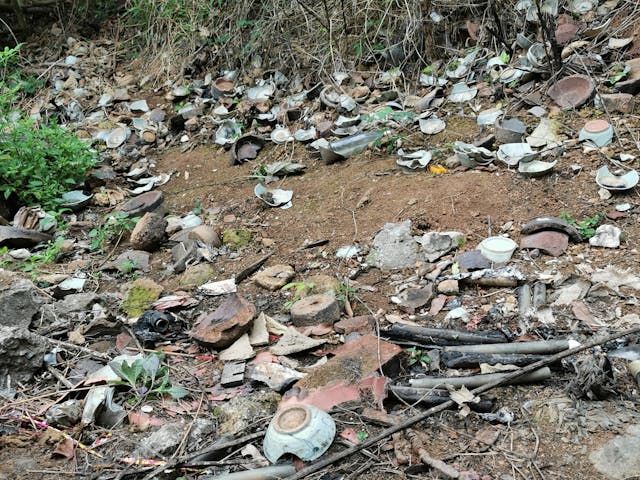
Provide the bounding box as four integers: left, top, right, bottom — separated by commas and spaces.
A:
396, 149, 432, 172
254, 183, 293, 209
595, 166, 639, 191
454, 142, 495, 167
216, 120, 241, 145
270, 126, 293, 144
419, 116, 446, 135
518, 159, 557, 177
578, 120, 613, 147
547, 75, 594, 109
231, 134, 265, 164
449, 82, 477, 103
263, 404, 336, 463
497, 143, 536, 166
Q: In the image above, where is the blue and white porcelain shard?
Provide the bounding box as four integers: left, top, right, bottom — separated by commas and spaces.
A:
263, 404, 336, 463
595, 166, 639, 191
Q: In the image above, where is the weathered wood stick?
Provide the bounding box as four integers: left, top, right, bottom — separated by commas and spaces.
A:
441, 351, 546, 369
442, 339, 569, 354
384, 323, 508, 346
409, 367, 551, 389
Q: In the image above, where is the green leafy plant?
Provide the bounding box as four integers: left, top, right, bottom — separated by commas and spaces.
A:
609, 65, 627, 85
89, 212, 139, 252
0, 45, 96, 212
21, 237, 66, 273
422, 64, 436, 74
405, 347, 431, 367
282, 281, 315, 309
499, 50, 510, 63
560, 211, 605, 239
335, 282, 356, 307
109, 352, 188, 403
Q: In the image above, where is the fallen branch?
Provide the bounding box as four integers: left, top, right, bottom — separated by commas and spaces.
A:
285, 326, 640, 480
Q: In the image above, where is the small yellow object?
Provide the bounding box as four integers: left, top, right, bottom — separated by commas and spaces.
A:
429, 164, 448, 175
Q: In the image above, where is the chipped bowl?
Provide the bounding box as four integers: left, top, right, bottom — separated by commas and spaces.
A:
478, 236, 518, 263
595, 166, 639, 191
263, 404, 336, 463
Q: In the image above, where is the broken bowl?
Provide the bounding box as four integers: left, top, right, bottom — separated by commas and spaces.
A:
578, 119, 613, 147
478, 236, 518, 263
518, 159, 557, 177
263, 403, 336, 463
547, 75, 594, 109
595, 166, 639, 191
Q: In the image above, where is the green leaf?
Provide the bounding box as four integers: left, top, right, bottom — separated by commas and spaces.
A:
165, 385, 189, 399
141, 353, 161, 380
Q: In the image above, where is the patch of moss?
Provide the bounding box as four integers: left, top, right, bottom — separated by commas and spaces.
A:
121, 278, 163, 318
222, 229, 252, 249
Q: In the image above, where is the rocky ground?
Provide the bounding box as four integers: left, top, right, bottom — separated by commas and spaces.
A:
2, 4, 640, 480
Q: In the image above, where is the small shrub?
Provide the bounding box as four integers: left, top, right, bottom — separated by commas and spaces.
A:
0, 45, 97, 212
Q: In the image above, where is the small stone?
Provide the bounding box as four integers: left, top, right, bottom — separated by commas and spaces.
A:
270, 327, 326, 355
190, 294, 256, 348
135, 423, 184, 457
590, 425, 640, 479
334, 315, 375, 334
456, 250, 491, 271
177, 264, 214, 288
130, 213, 167, 251
219, 334, 255, 361
253, 264, 295, 291
121, 278, 163, 318
249, 312, 269, 346
304, 275, 340, 296
217, 391, 280, 436
246, 362, 305, 391
417, 231, 465, 262
596, 93, 635, 114
437, 279, 459, 294
188, 225, 221, 247
290, 294, 340, 326
220, 361, 246, 387
0, 326, 47, 383
53, 293, 100, 317
521, 231, 569, 257
395, 284, 434, 314
598, 188, 612, 200
0, 270, 44, 328
107, 250, 150, 273
589, 225, 621, 248
368, 220, 419, 270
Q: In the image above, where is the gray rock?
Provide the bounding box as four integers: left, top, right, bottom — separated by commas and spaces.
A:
54, 292, 100, 317
216, 391, 280, 436
590, 424, 640, 479
417, 231, 465, 262
0, 326, 47, 383
269, 327, 326, 355
135, 423, 184, 457
455, 250, 491, 271
130, 212, 167, 251
188, 418, 215, 446
0, 270, 44, 328
589, 225, 621, 248
595, 93, 635, 114
369, 220, 419, 269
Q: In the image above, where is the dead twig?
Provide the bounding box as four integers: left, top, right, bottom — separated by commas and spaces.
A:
285, 326, 640, 479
